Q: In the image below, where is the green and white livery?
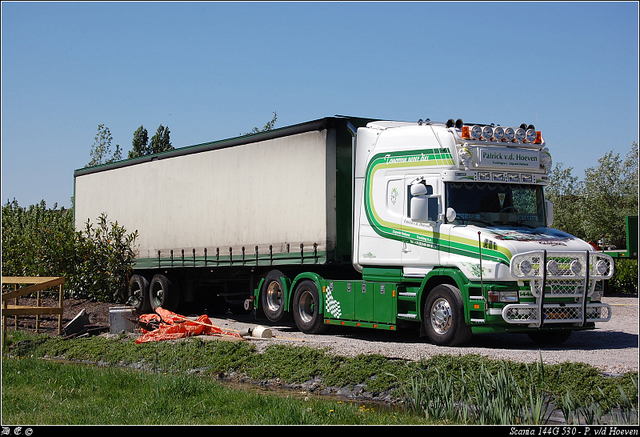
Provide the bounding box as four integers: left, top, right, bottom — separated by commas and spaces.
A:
348, 118, 612, 345
74, 116, 613, 346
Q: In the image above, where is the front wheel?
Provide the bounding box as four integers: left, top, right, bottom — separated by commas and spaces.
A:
423, 284, 472, 346
292, 280, 328, 334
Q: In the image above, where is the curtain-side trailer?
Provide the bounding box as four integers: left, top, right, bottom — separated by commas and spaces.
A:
74, 116, 614, 346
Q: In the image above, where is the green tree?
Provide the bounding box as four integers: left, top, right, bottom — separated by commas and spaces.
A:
86, 124, 122, 168
581, 142, 638, 248
245, 111, 278, 135
149, 124, 173, 154
546, 162, 586, 240
546, 142, 638, 249
128, 125, 150, 159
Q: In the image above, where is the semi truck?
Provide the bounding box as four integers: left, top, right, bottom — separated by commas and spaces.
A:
73, 115, 614, 346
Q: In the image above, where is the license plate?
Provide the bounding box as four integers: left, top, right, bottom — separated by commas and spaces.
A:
546, 312, 569, 320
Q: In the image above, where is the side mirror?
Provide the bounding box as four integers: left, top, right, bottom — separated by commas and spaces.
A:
545, 200, 554, 227
410, 184, 428, 197
410, 197, 428, 222
410, 182, 439, 223
446, 207, 457, 223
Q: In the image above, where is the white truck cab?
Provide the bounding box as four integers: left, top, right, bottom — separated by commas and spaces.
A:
352, 118, 613, 345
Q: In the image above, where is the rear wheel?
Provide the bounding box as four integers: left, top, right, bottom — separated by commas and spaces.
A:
149, 274, 180, 312
292, 280, 328, 334
423, 284, 472, 346
128, 274, 151, 313
260, 270, 290, 322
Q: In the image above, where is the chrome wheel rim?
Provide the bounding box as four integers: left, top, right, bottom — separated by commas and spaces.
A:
430, 297, 452, 335
297, 290, 315, 324
266, 281, 282, 312
151, 283, 164, 306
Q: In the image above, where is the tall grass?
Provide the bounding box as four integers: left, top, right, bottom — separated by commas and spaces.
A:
402, 355, 638, 425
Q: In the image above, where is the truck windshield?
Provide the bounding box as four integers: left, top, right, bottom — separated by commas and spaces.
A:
445, 182, 546, 228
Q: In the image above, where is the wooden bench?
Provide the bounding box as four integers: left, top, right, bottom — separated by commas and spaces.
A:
2, 277, 65, 340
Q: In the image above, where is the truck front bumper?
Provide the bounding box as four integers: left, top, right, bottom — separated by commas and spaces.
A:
507, 249, 614, 328
501, 301, 611, 326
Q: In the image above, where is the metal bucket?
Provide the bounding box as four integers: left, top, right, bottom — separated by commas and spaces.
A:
109, 306, 137, 334
252, 325, 272, 338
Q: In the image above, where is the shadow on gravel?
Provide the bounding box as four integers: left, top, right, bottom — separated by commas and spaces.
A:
216, 310, 638, 354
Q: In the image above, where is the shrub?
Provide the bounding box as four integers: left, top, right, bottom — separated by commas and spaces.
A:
608, 258, 638, 295
1, 199, 138, 303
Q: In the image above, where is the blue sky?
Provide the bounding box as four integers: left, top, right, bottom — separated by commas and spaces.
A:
2, 1, 638, 209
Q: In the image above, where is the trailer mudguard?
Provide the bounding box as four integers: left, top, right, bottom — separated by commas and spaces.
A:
289, 272, 326, 314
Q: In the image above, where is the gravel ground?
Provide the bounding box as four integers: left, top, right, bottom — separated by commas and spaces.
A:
8, 294, 638, 375
204, 294, 638, 375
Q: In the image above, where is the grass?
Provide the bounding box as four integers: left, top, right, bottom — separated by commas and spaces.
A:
2, 356, 422, 425
2, 331, 638, 425
404, 360, 639, 425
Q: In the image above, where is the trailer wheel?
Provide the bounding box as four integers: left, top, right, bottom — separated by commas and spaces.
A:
128, 274, 151, 313
527, 330, 572, 345
260, 270, 290, 322
292, 280, 328, 334
149, 274, 179, 312
423, 284, 472, 346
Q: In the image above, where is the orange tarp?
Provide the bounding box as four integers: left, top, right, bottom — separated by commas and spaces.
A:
135, 307, 241, 344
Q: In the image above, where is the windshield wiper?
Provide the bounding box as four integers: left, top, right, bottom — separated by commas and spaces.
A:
459, 217, 494, 227
491, 221, 538, 229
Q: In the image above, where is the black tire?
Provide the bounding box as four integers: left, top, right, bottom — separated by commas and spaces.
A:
527, 330, 572, 345
423, 284, 472, 346
260, 270, 290, 322
292, 280, 328, 334
128, 274, 151, 314
149, 274, 179, 312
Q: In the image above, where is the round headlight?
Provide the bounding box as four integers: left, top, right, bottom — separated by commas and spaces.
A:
493, 126, 504, 141
482, 126, 493, 140
547, 259, 559, 276
596, 259, 609, 275
471, 125, 482, 139
515, 128, 526, 142
526, 129, 537, 143
570, 260, 582, 275
519, 260, 532, 275
504, 127, 515, 141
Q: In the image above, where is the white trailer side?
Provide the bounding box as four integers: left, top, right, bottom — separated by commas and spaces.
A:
74, 128, 338, 265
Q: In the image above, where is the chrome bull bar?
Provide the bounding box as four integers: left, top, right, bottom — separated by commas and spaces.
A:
508, 250, 614, 328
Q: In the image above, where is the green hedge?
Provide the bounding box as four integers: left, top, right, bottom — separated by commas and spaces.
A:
609, 258, 638, 295
2, 199, 138, 303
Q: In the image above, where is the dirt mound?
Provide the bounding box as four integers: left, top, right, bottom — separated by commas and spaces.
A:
3, 297, 114, 336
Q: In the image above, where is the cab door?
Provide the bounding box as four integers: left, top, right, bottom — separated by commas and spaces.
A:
357, 172, 405, 266
402, 175, 442, 273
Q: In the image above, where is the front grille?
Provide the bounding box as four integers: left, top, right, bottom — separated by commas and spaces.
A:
532, 278, 588, 298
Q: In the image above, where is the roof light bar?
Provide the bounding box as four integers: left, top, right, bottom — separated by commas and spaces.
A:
493, 126, 505, 141
481, 126, 493, 140
471, 125, 483, 140
457, 121, 542, 144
